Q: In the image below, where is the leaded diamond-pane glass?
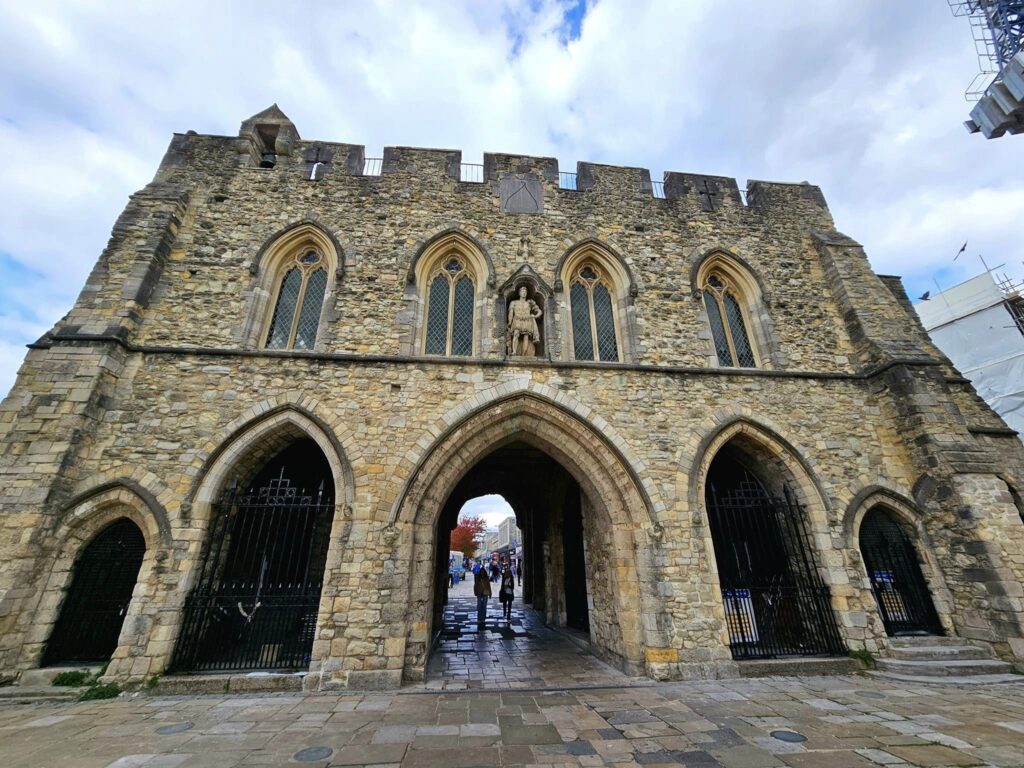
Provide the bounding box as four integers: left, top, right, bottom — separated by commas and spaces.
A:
593, 283, 618, 361
704, 291, 733, 366
724, 292, 756, 367
451, 276, 475, 356
570, 282, 594, 360
266, 268, 301, 349
425, 274, 450, 355
294, 268, 327, 350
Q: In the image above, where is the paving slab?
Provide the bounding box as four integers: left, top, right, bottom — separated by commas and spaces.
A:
1, 674, 1023, 766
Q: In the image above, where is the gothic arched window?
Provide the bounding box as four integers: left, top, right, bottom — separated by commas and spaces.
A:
265, 249, 328, 350
424, 257, 475, 356
569, 263, 620, 362
702, 272, 756, 367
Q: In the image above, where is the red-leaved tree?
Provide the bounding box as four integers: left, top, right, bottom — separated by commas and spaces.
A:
450, 515, 487, 558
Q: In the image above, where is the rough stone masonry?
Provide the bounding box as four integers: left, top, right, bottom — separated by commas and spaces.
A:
0, 104, 1022, 691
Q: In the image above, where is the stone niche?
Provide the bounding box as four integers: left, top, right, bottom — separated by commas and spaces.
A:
499, 265, 553, 360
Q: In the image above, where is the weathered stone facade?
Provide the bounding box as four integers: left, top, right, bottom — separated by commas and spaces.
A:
1, 105, 1023, 690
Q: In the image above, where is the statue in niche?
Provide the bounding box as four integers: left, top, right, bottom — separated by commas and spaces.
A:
507, 285, 543, 357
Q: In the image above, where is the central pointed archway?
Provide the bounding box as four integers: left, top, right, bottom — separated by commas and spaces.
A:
391, 393, 663, 683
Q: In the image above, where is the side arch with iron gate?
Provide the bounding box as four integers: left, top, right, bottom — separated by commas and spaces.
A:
859, 507, 944, 636
170, 437, 337, 674
844, 489, 952, 639
694, 420, 845, 660
20, 483, 170, 676
41, 519, 146, 666
168, 406, 352, 677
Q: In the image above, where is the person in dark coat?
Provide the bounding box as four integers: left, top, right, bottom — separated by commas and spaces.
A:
498, 564, 515, 621
474, 566, 491, 626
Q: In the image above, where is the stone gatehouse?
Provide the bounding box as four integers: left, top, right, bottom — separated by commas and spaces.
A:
1, 105, 1022, 690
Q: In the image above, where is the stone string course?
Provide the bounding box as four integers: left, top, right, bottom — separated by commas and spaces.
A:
0, 105, 1022, 689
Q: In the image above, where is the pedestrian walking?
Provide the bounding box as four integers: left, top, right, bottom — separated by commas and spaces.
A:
499, 564, 515, 621
516, 558, 522, 585
474, 565, 491, 626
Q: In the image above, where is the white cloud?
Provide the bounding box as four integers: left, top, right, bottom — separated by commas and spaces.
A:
0, 0, 1020, 400
459, 495, 515, 529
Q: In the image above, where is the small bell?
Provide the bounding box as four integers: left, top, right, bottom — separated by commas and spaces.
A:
259, 152, 277, 168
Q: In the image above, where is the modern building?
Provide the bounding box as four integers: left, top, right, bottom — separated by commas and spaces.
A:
915, 271, 1024, 438
1, 106, 1022, 691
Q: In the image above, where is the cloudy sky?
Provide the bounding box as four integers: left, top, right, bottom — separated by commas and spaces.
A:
459, 495, 516, 530
1, 0, 1021, 397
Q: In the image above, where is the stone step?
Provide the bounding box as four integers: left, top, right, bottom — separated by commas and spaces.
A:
887, 645, 990, 662
19, 665, 101, 687
736, 656, 861, 678
869, 670, 1024, 686
0, 685, 84, 702
152, 672, 306, 695
875, 658, 1013, 677
887, 635, 961, 647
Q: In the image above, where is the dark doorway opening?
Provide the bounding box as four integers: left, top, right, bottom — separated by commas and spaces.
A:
860, 507, 943, 636
704, 448, 845, 659
43, 519, 146, 666
170, 438, 334, 673
428, 442, 601, 685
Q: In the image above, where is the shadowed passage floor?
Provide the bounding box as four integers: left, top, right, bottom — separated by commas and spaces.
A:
422, 577, 641, 690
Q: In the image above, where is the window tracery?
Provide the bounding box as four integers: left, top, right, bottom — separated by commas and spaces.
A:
701, 272, 756, 367
424, 257, 475, 356
265, 249, 328, 350
569, 262, 620, 362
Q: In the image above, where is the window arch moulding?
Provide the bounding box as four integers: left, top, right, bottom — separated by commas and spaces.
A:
556, 239, 637, 363
406, 230, 494, 358
693, 249, 778, 369
242, 221, 342, 352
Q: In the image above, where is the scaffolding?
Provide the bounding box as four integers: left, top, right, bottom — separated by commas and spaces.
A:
949, 0, 1024, 99
950, 0, 1024, 137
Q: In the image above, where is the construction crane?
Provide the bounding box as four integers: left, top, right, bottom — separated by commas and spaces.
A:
948, 0, 1024, 137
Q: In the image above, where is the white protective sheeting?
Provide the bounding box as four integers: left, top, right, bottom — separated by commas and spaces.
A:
918, 276, 1024, 439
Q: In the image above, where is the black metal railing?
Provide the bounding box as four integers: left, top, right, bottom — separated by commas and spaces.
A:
650, 180, 666, 199
860, 510, 943, 636
363, 157, 383, 176
460, 163, 484, 183
722, 583, 844, 659
169, 473, 333, 673
559, 172, 578, 190
707, 476, 845, 660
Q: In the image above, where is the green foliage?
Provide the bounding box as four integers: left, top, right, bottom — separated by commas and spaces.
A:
144, 674, 160, 690
848, 648, 876, 669
51, 670, 93, 687
78, 682, 122, 701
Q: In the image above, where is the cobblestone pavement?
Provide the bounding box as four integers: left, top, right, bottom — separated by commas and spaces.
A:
2, 674, 1024, 767
423, 578, 638, 691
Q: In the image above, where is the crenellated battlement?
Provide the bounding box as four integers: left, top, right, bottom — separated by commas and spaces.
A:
155, 105, 832, 224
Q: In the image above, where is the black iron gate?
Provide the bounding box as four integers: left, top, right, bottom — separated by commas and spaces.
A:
860, 508, 943, 636
706, 475, 845, 659
169, 470, 333, 672
42, 519, 146, 665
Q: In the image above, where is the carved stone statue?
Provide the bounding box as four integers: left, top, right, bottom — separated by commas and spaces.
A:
507, 285, 543, 356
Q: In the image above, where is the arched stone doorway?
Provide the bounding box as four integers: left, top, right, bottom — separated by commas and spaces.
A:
41, 519, 146, 666
428, 445, 603, 685
392, 394, 662, 683
702, 441, 845, 659
170, 438, 335, 672
859, 506, 943, 636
